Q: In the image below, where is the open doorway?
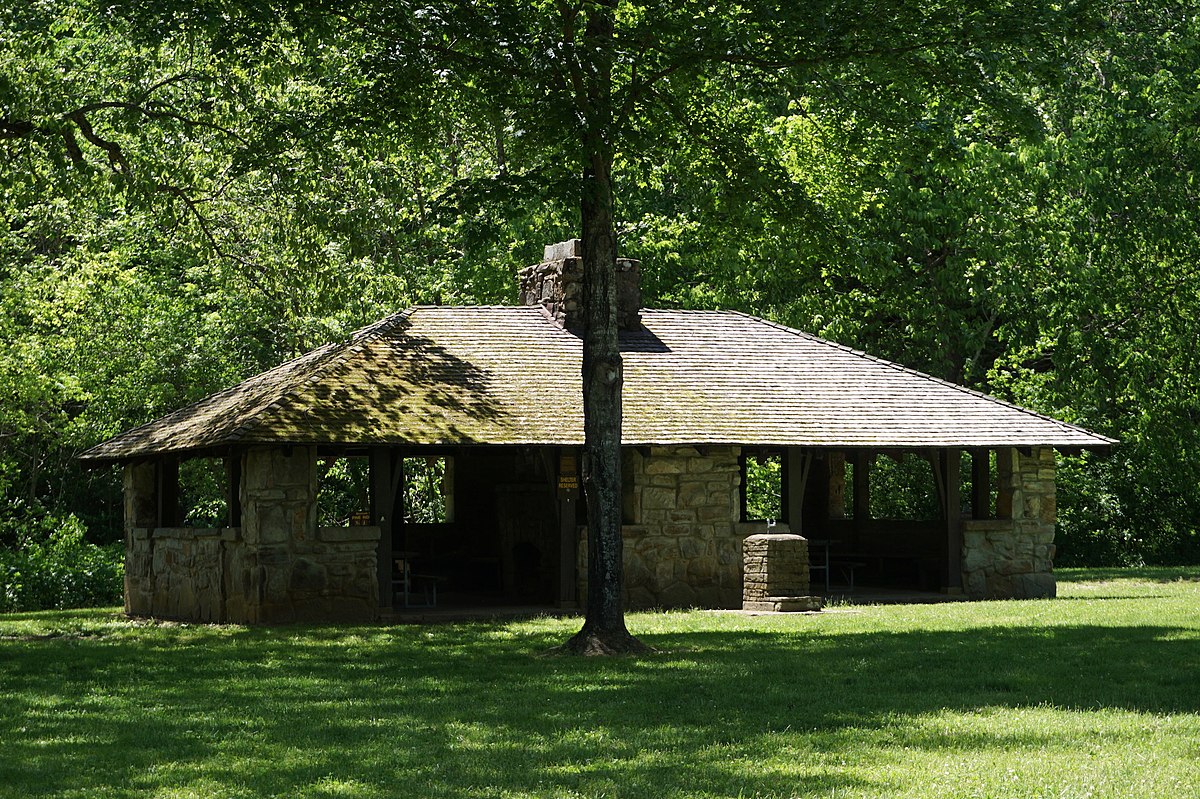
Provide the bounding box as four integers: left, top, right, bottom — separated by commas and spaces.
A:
802, 450, 960, 595
392, 448, 561, 609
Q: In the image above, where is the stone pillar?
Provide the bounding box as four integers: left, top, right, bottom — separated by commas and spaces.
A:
238, 445, 318, 623
123, 463, 158, 615
742, 533, 822, 612
580, 445, 742, 609
961, 447, 1057, 599
227, 445, 380, 623
1017, 447, 1057, 595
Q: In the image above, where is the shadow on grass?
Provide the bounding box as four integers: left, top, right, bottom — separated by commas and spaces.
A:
1, 613, 1197, 797
1050, 593, 1176, 601
1057, 566, 1200, 584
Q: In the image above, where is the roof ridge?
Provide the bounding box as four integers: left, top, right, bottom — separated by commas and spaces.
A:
227, 309, 416, 443
408, 304, 540, 310
724, 310, 1117, 445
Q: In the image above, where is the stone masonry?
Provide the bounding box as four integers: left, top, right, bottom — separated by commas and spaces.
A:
122, 446, 379, 623
961, 447, 1057, 599
578, 445, 743, 609
743, 533, 822, 612
123, 462, 157, 617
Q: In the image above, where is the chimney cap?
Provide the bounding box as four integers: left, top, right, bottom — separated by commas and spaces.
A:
543, 239, 583, 261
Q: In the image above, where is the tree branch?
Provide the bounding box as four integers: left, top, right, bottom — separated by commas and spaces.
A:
707, 38, 956, 70
558, 0, 589, 121
133, 71, 208, 105
67, 110, 130, 173
60, 127, 85, 166
72, 100, 246, 143
154, 183, 269, 296
0, 119, 38, 139
619, 33, 958, 121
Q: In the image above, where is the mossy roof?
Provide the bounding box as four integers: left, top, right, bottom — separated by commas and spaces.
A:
81, 306, 1115, 462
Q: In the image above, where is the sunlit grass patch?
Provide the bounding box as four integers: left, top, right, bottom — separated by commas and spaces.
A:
1, 568, 1198, 798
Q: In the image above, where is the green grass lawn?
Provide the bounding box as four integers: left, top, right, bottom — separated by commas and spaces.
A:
2, 568, 1198, 798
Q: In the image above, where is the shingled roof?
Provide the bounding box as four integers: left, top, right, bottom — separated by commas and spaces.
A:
81, 306, 1115, 462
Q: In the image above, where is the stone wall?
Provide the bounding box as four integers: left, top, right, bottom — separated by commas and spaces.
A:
125, 523, 241, 622
121, 447, 379, 624
148, 527, 231, 621
961, 447, 1057, 599
291, 526, 381, 621
578, 445, 742, 609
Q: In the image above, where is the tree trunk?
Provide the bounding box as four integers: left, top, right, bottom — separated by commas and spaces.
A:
561, 0, 650, 656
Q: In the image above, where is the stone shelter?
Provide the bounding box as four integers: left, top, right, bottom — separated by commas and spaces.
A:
81, 240, 1115, 623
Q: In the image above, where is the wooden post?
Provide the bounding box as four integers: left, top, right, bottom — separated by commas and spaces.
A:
996, 448, 1015, 519
785, 448, 811, 533
737, 451, 749, 522
442, 456, 456, 523
558, 495, 578, 607
226, 454, 242, 528
803, 454, 830, 533
157, 458, 179, 527
827, 451, 847, 519
557, 449, 580, 607
970, 449, 990, 520
852, 451, 871, 524
370, 448, 398, 610
943, 449, 963, 593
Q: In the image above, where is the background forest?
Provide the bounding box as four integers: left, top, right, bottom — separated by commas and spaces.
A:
2, 1, 1198, 609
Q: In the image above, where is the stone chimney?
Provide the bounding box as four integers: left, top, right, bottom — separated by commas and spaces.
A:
519, 239, 641, 330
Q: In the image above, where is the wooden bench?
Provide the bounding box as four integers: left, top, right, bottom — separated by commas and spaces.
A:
830, 560, 868, 590
393, 558, 444, 608
830, 552, 937, 591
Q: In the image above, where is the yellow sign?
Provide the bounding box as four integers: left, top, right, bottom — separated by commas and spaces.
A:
558, 453, 579, 493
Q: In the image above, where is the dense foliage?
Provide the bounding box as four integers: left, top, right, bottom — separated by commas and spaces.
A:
0, 514, 122, 612
1, 0, 1197, 609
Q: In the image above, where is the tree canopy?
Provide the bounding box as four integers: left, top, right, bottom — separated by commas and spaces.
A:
2, 0, 1198, 614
